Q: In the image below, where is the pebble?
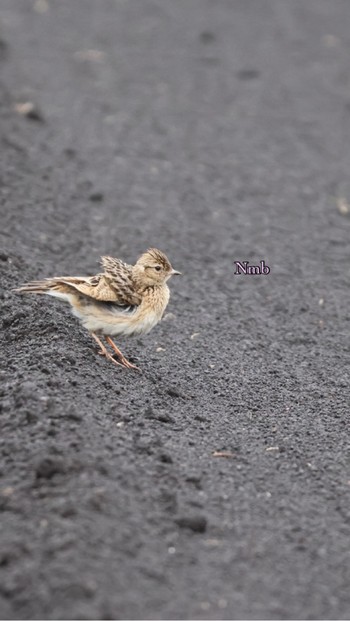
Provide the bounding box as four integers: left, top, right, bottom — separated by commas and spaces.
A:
175, 515, 207, 533
35, 456, 66, 480
14, 102, 44, 122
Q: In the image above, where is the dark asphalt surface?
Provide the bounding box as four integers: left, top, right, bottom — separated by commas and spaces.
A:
1, 1, 350, 619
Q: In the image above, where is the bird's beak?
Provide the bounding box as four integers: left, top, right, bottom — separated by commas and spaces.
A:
171, 269, 182, 276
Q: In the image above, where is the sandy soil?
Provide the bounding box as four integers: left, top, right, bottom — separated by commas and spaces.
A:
0, 1, 350, 619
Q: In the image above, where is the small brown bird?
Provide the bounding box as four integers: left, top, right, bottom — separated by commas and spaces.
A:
14, 248, 181, 370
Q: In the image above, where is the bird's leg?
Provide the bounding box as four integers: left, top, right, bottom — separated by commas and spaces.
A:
90, 332, 124, 368
105, 336, 140, 371
91, 332, 109, 356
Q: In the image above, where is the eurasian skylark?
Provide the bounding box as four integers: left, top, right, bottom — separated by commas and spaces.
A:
15, 248, 181, 370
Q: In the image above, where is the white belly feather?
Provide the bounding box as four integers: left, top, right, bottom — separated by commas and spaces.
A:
79, 309, 160, 336
47, 284, 169, 337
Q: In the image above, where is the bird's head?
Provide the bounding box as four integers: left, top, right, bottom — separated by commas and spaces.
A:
133, 248, 181, 287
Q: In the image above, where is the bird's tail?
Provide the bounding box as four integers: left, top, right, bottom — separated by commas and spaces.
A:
13, 279, 61, 294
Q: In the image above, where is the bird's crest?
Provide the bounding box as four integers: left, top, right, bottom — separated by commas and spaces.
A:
143, 248, 172, 270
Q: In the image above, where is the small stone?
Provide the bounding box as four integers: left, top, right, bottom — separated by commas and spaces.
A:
155, 412, 175, 424
15, 102, 44, 122
74, 49, 105, 62
159, 452, 173, 463
33, 0, 49, 13
337, 197, 350, 215
64, 148, 76, 158
175, 515, 207, 533
203, 538, 222, 548
200, 602, 211, 611
166, 387, 184, 399
194, 414, 208, 422
59, 503, 77, 518
212, 450, 235, 458
162, 313, 176, 322
199, 31, 216, 44
64, 407, 83, 422
323, 34, 339, 48
1, 487, 14, 497
35, 456, 66, 479
144, 406, 174, 423
89, 191, 104, 202
185, 474, 202, 487
237, 68, 260, 80
307, 462, 317, 471
89, 493, 104, 512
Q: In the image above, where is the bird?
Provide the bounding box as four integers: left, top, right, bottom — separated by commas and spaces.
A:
14, 248, 181, 371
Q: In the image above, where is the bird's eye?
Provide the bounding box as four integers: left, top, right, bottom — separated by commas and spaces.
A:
154, 266, 161, 272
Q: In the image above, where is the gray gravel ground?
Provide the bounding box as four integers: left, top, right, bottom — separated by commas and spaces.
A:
0, 1, 350, 619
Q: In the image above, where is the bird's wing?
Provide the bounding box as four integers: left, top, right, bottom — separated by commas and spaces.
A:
100, 256, 132, 280
99, 256, 141, 305
55, 271, 141, 306
15, 257, 142, 305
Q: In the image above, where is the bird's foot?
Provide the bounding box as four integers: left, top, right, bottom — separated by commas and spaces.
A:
91, 333, 124, 369
98, 346, 139, 371
101, 350, 125, 368
118, 355, 140, 371
105, 336, 141, 371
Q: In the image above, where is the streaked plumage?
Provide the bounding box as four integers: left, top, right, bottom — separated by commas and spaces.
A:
14, 248, 181, 370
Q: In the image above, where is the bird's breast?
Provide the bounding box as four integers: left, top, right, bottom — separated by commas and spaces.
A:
130, 285, 170, 335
